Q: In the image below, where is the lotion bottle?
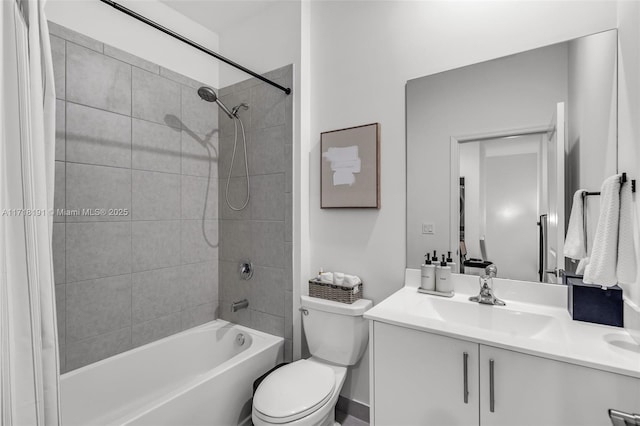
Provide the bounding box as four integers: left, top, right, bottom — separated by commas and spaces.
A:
436, 254, 453, 293
421, 254, 436, 291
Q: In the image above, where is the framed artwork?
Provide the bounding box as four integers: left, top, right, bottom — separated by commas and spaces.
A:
320, 123, 380, 208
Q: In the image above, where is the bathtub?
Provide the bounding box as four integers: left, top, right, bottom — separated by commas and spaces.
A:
61, 320, 283, 426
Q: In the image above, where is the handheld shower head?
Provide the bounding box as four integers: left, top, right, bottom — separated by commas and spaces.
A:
197, 86, 234, 119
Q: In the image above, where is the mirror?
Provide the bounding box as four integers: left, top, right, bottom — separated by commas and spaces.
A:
406, 29, 618, 283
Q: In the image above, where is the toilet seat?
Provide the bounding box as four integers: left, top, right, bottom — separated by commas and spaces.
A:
253, 360, 336, 424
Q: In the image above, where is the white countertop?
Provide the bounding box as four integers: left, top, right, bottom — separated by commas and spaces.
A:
364, 269, 640, 379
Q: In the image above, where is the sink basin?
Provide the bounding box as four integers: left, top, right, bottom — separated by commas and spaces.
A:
429, 298, 555, 338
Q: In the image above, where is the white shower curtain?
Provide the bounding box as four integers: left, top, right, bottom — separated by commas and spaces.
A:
0, 0, 61, 424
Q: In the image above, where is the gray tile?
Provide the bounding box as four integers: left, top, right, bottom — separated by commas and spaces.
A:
284, 338, 293, 363
181, 219, 218, 264
250, 310, 284, 337
55, 100, 65, 161
181, 85, 219, 135
234, 77, 261, 95
66, 327, 131, 371
66, 274, 132, 342
132, 313, 181, 347
132, 170, 180, 220
181, 303, 217, 330
182, 130, 218, 177
66, 222, 132, 282
284, 290, 293, 340
251, 173, 284, 221
132, 68, 181, 127
53, 223, 65, 284
285, 241, 293, 289
55, 284, 66, 347
132, 221, 180, 272
159, 67, 202, 89
285, 192, 292, 242
132, 119, 181, 174
219, 260, 251, 303
59, 344, 67, 374
219, 178, 251, 220
219, 299, 250, 327
66, 103, 131, 168
104, 44, 159, 74
54, 161, 65, 223
181, 262, 218, 308
48, 21, 103, 53
132, 266, 182, 323
285, 144, 292, 193
219, 134, 249, 179
251, 221, 284, 268
51, 36, 65, 100
219, 84, 234, 98
251, 266, 285, 316
66, 163, 131, 222
181, 175, 218, 220
219, 220, 251, 262
66, 43, 131, 115
250, 125, 285, 175
250, 81, 286, 130
262, 66, 290, 82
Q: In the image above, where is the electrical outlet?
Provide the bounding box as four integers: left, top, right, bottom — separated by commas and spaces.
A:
422, 223, 434, 234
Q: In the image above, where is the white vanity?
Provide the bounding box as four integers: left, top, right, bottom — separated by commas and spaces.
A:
365, 270, 640, 426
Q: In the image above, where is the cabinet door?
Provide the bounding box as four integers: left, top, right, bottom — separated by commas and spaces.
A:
373, 322, 479, 426
480, 345, 640, 426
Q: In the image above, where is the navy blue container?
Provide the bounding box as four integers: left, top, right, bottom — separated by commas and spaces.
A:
565, 274, 623, 328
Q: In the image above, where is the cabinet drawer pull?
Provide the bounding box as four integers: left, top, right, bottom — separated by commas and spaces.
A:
463, 352, 469, 404
489, 359, 495, 413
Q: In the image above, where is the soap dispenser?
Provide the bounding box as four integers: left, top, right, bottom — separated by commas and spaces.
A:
446, 251, 456, 273
431, 250, 438, 265
421, 253, 436, 291
436, 254, 453, 293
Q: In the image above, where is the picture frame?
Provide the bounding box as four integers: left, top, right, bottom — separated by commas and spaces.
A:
320, 123, 380, 208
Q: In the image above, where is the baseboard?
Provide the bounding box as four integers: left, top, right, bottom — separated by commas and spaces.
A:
337, 395, 370, 423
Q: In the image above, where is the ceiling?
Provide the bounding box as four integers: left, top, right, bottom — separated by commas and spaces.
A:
161, 0, 279, 34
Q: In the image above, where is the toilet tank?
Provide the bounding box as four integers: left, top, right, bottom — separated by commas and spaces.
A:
301, 295, 373, 366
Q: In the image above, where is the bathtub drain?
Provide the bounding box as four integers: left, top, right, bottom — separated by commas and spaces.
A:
236, 333, 246, 346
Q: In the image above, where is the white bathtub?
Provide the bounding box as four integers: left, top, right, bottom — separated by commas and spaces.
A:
61, 320, 283, 426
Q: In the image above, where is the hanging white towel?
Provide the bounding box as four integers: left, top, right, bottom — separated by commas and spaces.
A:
584, 175, 621, 287
564, 189, 587, 260
617, 181, 637, 284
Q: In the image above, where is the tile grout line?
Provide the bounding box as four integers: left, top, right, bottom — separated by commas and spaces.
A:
130, 59, 134, 350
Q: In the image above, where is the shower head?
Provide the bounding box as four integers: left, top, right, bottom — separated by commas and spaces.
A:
197, 86, 234, 119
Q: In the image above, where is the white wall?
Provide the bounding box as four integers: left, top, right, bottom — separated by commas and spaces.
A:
309, 0, 619, 406
45, 0, 219, 87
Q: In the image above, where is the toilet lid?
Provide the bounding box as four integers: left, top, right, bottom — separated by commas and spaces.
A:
254, 360, 335, 424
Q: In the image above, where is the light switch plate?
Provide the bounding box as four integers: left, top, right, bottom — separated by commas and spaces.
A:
422, 223, 434, 234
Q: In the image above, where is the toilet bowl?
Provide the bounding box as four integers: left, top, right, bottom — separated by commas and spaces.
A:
252, 296, 372, 426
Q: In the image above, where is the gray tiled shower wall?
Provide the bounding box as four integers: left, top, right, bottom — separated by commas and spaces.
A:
217, 66, 294, 362
49, 22, 220, 372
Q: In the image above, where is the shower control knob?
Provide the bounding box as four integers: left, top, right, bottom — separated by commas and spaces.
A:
239, 260, 254, 280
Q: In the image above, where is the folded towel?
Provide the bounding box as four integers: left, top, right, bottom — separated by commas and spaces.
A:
584, 175, 622, 287
319, 272, 333, 283
333, 272, 345, 285
617, 181, 637, 284
564, 189, 588, 260
344, 274, 362, 287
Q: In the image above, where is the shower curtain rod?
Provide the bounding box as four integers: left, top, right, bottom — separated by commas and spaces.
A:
98, 0, 292, 95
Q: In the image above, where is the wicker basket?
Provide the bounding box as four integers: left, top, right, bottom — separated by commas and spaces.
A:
308, 279, 362, 304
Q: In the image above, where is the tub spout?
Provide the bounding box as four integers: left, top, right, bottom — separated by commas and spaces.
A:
230, 299, 249, 312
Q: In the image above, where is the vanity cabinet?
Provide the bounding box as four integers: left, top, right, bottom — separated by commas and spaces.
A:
372, 322, 640, 426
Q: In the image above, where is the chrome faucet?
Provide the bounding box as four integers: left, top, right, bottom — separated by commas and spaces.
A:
469, 265, 505, 306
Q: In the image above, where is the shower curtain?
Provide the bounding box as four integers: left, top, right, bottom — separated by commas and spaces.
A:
1, 0, 61, 424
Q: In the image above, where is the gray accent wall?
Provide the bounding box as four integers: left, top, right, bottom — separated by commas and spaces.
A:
218, 66, 294, 362
50, 22, 219, 372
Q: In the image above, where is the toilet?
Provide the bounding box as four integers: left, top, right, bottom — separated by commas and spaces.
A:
252, 295, 373, 426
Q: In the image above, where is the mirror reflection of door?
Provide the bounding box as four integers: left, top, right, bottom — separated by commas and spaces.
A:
460, 135, 541, 282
